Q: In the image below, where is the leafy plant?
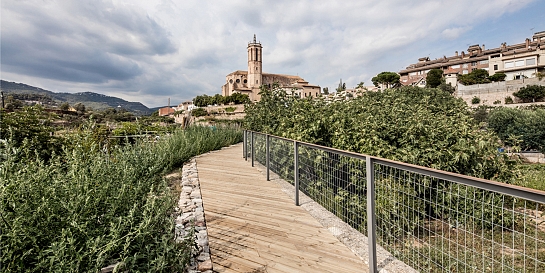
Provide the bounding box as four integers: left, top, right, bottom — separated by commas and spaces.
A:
505, 96, 514, 104
513, 85, 545, 103
0, 125, 242, 272
471, 96, 481, 104
191, 108, 208, 117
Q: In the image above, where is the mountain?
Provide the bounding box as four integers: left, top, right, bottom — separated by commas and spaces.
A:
1, 80, 151, 115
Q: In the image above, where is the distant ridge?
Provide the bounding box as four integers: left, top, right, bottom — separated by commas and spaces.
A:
0, 80, 151, 115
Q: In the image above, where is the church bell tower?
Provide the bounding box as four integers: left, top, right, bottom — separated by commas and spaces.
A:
247, 34, 263, 89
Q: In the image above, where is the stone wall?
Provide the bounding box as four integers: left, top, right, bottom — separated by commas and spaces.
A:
456, 78, 545, 106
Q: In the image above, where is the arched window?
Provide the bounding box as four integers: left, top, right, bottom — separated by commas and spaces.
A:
244, 79, 247, 84
229, 79, 233, 84
236, 79, 240, 83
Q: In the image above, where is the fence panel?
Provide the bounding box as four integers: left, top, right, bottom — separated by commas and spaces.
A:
244, 131, 545, 272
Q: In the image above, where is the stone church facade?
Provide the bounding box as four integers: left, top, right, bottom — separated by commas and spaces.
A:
222, 35, 321, 101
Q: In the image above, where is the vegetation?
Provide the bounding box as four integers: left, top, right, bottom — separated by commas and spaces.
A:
488, 107, 545, 153
0, 107, 242, 272
371, 72, 400, 88
245, 84, 515, 181
191, 107, 208, 117
425, 68, 444, 88
193, 93, 250, 107
458, 69, 506, 85
471, 96, 481, 104
513, 85, 545, 103
1, 80, 151, 114
505, 96, 514, 104
245, 85, 545, 272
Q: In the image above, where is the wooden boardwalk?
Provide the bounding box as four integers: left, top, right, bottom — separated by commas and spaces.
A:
196, 144, 367, 273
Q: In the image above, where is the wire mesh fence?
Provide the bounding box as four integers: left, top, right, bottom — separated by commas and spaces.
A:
244, 131, 545, 272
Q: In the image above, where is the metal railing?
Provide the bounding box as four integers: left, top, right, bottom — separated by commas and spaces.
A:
243, 130, 545, 273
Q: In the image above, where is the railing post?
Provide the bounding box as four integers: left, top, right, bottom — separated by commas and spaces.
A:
266, 134, 270, 181
243, 130, 247, 160
251, 131, 254, 167
294, 141, 299, 206
366, 156, 377, 273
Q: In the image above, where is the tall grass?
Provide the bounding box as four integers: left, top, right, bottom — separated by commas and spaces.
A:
0, 126, 242, 272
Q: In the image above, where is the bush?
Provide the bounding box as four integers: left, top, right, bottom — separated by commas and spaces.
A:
245, 85, 517, 234
488, 107, 545, 153
505, 96, 514, 104
489, 72, 507, 82
471, 96, 481, 104
191, 107, 208, 117
513, 85, 545, 103
0, 125, 242, 272
493, 100, 501, 104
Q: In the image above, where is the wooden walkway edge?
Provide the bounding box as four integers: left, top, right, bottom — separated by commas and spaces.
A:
196, 143, 368, 273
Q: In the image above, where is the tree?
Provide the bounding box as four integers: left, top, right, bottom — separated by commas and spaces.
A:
74, 103, 86, 114
426, 69, 443, 88
371, 72, 400, 88
336, 79, 346, 92
59, 102, 70, 111
513, 85, 545, 103
458, 69, 491, 85
488, 107, 545, 153
438, 82, 456, 94
356, 82, 365, 89
323, 87, 329, 95
488, 72, 506, 82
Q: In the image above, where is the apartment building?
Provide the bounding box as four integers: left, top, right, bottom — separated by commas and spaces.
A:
399, 31, 545, 87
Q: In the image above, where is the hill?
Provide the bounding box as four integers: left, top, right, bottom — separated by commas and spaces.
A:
0, 80, 151, 115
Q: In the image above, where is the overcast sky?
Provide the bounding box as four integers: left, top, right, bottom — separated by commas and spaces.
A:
2, 0, 545, 108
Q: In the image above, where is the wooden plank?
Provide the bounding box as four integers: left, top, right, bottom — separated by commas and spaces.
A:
197, 144, 368, 272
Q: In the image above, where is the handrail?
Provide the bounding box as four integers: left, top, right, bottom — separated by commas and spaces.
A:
245, 129, 545, 203
243, 130, 545, 273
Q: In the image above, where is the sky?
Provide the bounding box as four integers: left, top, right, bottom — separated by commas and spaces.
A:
2, 0, 545, 108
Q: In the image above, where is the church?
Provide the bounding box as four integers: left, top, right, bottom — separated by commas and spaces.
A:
222, 35, 321, 101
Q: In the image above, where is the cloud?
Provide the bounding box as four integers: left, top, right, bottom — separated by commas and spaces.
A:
442, 27, 472, 40
1, 0, 542, 107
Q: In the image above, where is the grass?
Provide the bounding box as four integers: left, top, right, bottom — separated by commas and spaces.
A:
0, 126, 242, 272
516, 163, 545, 191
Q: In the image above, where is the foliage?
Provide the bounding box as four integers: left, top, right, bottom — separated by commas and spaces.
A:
425, 69, 444, 88
472, 105, 490, 124
193, 93, 250, 107
512, 85, 545, 103
437, 82, 456, 94
191, 108, 208, 117
59, 102, 70, 111
3, 95, 24, 110
493, 100, 501, 104
323, 87, 329, 95
488, 72, 507, 82
516, 164, 545, 191
471, 96, 481, 104
0, 106, 64, 161
224, 106, 237, 113
371, 72, 400, 88
458, 69, 501, 85
488, 107, 545, 153
244, 87, 515, 249
505, 96, 514, 104
0, 125, 242, 272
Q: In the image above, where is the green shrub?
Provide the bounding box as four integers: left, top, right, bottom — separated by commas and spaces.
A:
488, 107, 545, 153
225, 106, 237, 113
191, 107, 208, 117
505, 96, 514, 104
513, 85, 545, 103
0, 125, 242, 272
493, 100, 501, 104
471, 96, 481, 104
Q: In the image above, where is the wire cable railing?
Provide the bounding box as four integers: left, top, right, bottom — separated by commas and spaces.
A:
243, 130, 545, 273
